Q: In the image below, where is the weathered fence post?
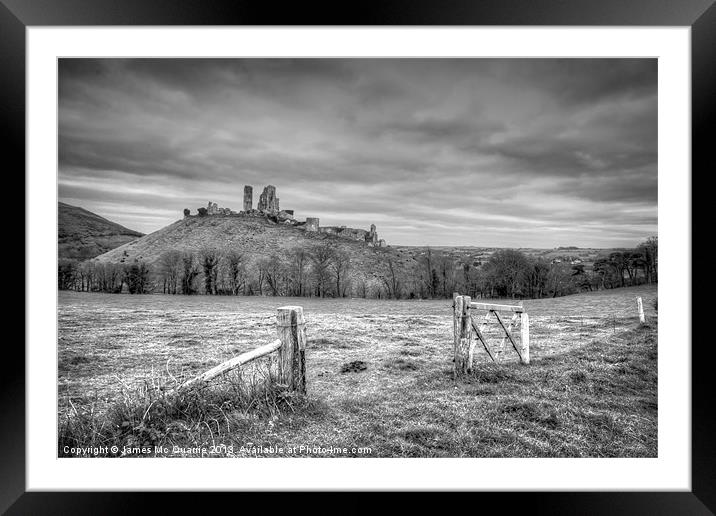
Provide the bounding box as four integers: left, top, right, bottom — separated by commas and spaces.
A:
636, 297, 645, 324
462, 296, 473, 373
277, 306, 307, 394
453, 295, 472, 376
453, 295, 462, 378
520, 312, 530, 364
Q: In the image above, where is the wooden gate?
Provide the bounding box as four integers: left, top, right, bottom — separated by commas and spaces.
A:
453, 294, 530, 377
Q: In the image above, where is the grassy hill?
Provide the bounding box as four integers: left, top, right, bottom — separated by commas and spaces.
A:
92, 214, 416, 289
59, 202, 144, 260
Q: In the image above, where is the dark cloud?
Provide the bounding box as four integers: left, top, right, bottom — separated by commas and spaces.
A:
58, 58, 657, 247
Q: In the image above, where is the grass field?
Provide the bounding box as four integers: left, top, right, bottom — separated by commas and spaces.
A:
58, 284, 657, 457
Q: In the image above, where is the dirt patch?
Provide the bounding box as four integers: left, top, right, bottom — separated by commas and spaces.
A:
340, 361, 368, 373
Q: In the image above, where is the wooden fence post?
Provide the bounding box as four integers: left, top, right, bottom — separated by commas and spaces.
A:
454, 295, 472, 376
462, 296, 473, 373
520, 312, 530, 364
636, 297, 645, 324
277, 306, 307, 394
453, 295, 462, 378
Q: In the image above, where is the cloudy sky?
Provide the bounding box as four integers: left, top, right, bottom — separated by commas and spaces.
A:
58, 58, 657, 247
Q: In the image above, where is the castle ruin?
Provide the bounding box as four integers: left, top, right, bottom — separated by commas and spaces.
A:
305, 217, 320, 232
183, 185, 384, 246
243, 185, 253, 212
257, 185, 279, 213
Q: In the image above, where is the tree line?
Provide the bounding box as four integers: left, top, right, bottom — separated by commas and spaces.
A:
58, 237, 657, 300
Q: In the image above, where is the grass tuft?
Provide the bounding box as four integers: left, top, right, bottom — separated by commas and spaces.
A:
58, 362, 314, 457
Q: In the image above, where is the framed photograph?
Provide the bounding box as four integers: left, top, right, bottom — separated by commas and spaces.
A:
8, 0, 712, 512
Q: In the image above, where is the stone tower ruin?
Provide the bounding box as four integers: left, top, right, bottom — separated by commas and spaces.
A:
243, 185, 253, 211
258, 185, 280, 213
305, 217, 319, 232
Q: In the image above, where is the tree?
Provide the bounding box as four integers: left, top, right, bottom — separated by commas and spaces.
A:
571, 263, 592, 292
329, 247, 352, 297
58, 260, 78, 290
124, 261, 151, 294
378, 254, 403, 299
287, 247, 308, 296
197, 207, 208, 217
200, 248, 220, 295
76, 261, 96, 292
606, 252, 628, 287
224, 250, 247, 295
484, 249, 531, 298
258, 255, 285, 296
637, 236, 658, 284
420, 247, 436, 298
95, 262, 123, 293
435, 253, 456, 298
355, 276, 368, 298
527, 258, 550, 298
593, 258, 619, 289
547, 262, 575, 298
158, 250, 182, 294
181, 253, 200, 294
183, 208, 190, 217
309, 243, 334, 297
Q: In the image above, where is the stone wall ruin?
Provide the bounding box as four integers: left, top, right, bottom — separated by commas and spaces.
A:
305, 217, 320, 232
183, 185, 384, 246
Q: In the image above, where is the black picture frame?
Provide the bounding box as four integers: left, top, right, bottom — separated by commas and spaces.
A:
6, 0, 712, 513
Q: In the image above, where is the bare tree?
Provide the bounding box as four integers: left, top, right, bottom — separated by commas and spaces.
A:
547, 262, 575, 298
58, 259, 78, 290
435, 253, 457, 298
287, 246, 309, 296
420, 247, 436, 298
259, 255, 285, 296
181, 253, 200, 295
356, 276, 368, 298
379, 254, 403, 299
309, 243, 334, 298
200, 248, 220, 295
224, 250, 247, 295
95, 262, 123, 293
76, 261, 96, 292
158, 250, 182, 294
329, 247, 352, 297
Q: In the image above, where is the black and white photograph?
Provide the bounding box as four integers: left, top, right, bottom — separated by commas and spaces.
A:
57, 57, 658, 459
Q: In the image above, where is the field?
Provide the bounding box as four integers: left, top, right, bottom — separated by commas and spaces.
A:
58, 285, 657, 457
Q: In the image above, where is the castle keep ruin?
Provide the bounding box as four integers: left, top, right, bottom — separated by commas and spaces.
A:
183, 185, 384, 247
257, 185, 280, 213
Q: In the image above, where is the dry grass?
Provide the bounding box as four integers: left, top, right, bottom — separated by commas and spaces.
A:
58, 284, 657, 457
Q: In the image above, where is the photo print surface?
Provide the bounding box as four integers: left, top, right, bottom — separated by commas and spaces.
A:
58, 58, 658, 458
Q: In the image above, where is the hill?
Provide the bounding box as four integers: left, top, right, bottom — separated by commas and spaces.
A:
59, 202, 144, 260
392, 245, 628, 269
92, 214, 415, 293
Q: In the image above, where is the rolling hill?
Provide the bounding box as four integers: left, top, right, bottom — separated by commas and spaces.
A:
91, 214, 416, 290
59, 202, 144, 260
